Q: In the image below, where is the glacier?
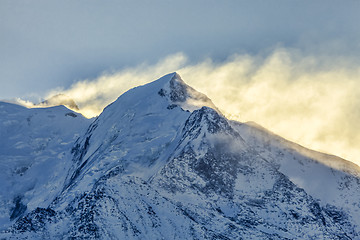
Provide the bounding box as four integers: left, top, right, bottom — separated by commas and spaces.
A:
0, 72, 359, 239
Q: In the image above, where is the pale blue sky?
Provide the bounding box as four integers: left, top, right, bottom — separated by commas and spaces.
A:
1, 0, 360, 100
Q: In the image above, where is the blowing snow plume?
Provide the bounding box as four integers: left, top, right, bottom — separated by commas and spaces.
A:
39, 49, 359, 165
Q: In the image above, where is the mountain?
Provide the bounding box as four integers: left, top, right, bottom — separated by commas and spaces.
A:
0, 102, 91, 231
1, 73, 359, 239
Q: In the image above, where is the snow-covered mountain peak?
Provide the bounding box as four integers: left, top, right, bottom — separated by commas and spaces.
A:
159, 72, 218, 112
92, 72, 220, 143
102, 72, 218, 117
180, 106, 241, 146
3, 73, 360, 239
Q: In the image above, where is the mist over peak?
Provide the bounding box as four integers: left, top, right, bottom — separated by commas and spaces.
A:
39, 94, 79, 111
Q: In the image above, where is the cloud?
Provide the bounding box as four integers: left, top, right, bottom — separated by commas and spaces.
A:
179, 49, 360, 165
21, 49, 360, 166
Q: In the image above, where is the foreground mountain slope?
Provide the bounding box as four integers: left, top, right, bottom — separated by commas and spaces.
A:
1, 73, 359, 239
233, 121, 360, 233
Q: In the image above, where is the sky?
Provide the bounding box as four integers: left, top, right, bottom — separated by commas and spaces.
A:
1, 1, 360, 164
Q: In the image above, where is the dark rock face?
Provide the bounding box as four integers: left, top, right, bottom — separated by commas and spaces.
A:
169, 73, 189, 103
13, 208, 56, 233
10, 197, 27, 221
182, 107, 237, 136
65, 121, 99, 190
65, 112, 77, 118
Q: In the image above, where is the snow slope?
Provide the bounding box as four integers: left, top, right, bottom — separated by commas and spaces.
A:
233, 121, 360, 233
0, 102, 91, 230
1, 73, 359, 239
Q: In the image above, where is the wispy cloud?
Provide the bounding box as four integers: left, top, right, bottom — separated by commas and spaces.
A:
19, 50, 360, 165
43, 53, 188, 117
